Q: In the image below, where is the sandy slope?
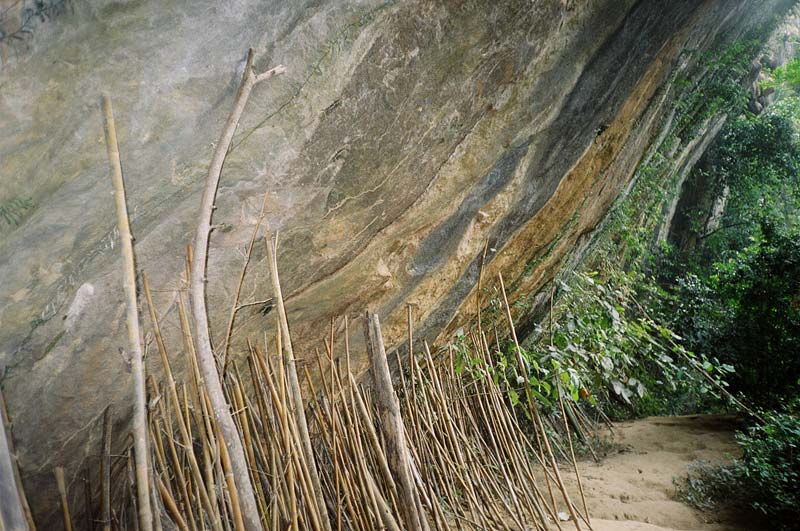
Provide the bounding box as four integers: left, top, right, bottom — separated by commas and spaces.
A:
563, 415, 760, 531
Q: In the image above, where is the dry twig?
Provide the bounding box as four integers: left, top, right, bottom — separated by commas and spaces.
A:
188, 49, 285, 531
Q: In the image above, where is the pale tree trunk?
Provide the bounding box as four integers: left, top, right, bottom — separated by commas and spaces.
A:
364, 313, 429, 531
189, 49, 284, 531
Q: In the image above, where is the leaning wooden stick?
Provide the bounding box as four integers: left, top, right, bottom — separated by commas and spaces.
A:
498, 272, 583, 531
54, 467, 74, 531
365, 312, 429, 531
188, 48, 285, 531
0, 387, 31, 531
102, 94, 154, 531
100, 406, 112, 531
266, 235, 333, 531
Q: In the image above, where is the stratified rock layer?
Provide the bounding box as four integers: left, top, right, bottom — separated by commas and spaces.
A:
0, 0, 792, 526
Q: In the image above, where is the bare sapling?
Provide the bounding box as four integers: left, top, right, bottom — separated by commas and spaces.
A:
189, 49, 285, 531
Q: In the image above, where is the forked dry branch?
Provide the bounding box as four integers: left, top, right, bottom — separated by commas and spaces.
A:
188, 49, 285, 531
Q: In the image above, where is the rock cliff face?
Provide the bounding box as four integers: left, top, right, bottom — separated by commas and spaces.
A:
0, 0, 794, 525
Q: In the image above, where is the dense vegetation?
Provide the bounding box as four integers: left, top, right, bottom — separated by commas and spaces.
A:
664, 89, 800, 528
468, 37, 800, 529
659, 98, 800, 410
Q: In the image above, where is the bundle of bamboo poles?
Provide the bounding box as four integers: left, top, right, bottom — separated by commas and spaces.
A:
110, 269, 593, 531
40, 218, 600, 531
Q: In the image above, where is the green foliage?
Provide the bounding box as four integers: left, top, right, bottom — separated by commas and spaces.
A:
675, 459, 743, 511
735, 406, 800, 525
661, 100, 800, 409
0, 195, 33, 228
710, 227, 800, 407
763, 56, 800, 92
462, 269, 734, 423
676, 405, 800, 530
691, 106, 800, 261
540, 271, 731, 412
674, 38, 762, 137
596, 150, 672, 268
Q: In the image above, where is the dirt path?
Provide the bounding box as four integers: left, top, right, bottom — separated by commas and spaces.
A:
564, 415, 755, 531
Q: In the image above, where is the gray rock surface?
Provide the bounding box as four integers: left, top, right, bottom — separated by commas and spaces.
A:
0, 0, 793, 526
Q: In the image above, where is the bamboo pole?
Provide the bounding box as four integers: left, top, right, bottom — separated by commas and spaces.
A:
82, 475, 92, 531
364, 467, 402, 531
100, 406, 112, 531
498, 272, 583, 530
558, 382, 591, 526
127, 450, 140, 531
102, 94, 154, 531
188, 49, 284, 531
158, 477, 189, 531
142, 275, 219, 529
54, 467, 74, 531
265, 236, 332, 531
126, 262, 590, 531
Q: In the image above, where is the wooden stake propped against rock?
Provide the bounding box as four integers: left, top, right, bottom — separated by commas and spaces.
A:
364, 312, 430, 531
188, 48, 285, 531
103, 94, 154, 531
54, 466, 73, 531
0, 386, 34, 531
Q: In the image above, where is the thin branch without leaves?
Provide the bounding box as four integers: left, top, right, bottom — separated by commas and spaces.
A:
188, 48, 285, 531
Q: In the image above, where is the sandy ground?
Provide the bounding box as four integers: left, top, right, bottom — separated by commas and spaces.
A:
560, 415, 760, 531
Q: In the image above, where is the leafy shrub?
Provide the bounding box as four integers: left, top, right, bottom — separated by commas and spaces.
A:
763, 56, 800, 93
676, 406, 800, 530
736, 407, 800, 526
663, 221, 800, 409
463, 270, 735, 422
675, 459, 743, 511
713, 227, 800, 407
674, 38, 761, 137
